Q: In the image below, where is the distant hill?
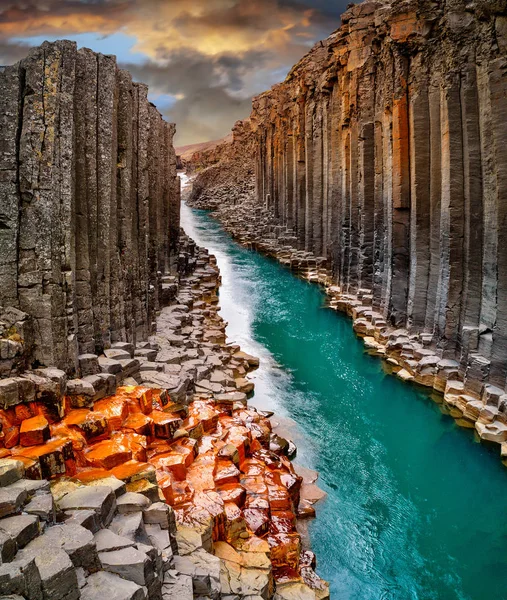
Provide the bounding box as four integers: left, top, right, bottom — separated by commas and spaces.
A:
176, 134, 233, 161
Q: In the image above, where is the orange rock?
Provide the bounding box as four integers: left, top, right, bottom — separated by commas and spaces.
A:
150, 452, 187, 481
93, 396, 130, 432
74, 468, 112, 483
13, 439, 74, 479
111, 432, 147, 462
3, 425, 19, 449
181, 418, 204, 439
268, 484, 293, 512
118, 386, 154, 415
150, 410, 183, 439
217, 483, 246, 507
224, 502, 248, 544
110, 460, 156, 484
241, 476, 268, 496
63, 410, 108, 441
270, 511, 297, 535
243, 508, 270, 537
186, 457, 216, 492
146, 440, 173, 460
85, 439, 132, 470
15, 404, 35, 423
13, 455, 43, 479
268, 533, 302, 570
158, 473, 194, 506
0, 448, 11, 458
122, 413, 152, 436
49, 423, 87, 467
214, 459, 240, 486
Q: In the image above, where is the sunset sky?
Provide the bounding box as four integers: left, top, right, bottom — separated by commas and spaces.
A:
0, 0, 347, 145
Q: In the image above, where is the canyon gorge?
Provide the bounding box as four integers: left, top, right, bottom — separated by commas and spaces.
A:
1, 0, 507, 598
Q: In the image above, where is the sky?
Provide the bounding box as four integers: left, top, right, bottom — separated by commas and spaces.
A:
0, 0, 348, 145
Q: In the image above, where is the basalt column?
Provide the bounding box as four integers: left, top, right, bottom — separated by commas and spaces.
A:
0, 41, 180, 374
239, 1, 507, 395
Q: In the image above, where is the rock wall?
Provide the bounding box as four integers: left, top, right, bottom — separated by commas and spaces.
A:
188, 0, 507, 396
0, 41, 180, 376
186, 120, 255, 210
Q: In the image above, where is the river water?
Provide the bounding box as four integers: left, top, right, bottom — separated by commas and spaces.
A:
180, 192, 507, 600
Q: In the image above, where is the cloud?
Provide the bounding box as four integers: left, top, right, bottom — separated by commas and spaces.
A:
0, 0, 348, 144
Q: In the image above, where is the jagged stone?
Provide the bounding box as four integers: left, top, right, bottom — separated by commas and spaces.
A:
58, 486, 116, 527
81, 571, 147, 600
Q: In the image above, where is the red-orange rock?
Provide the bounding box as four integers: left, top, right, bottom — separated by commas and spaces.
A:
85, 440, 132, 470
243, 508, 270, 536
13, 439, 74, 479
217, 483, 246, 507
268, 533, 301, 570
93, 396, 130, 432
122, 413, 152, 436
214, 459, 240, 486
110, 460, 156, 484
150, 410, 183, 439
150, 452, 187, 481
63, 409, 108, 441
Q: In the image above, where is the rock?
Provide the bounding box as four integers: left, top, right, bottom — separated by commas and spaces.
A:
0, 529, 17, 563
23, 493, 56, 522
94, 529, 136, 553
98, 546, 153, 586
161, 570, 193, 600
0, 515, 39, 549
116, 492, 151, 514
0, 555, 43, 600
108, 512, 148, 543
0, 485, 27, 518
0, 459, 24, 487
81, 571, 147, 600
16, 546, 79, 600
58, 486, 116, 527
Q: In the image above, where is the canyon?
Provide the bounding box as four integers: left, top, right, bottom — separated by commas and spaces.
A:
186, 0, 507, 455
1, 0, 507, 598
0, 42, 328, 600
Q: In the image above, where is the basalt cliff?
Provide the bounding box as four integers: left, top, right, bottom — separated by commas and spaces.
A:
0, 42, 329, 600
187, 0, 507, 449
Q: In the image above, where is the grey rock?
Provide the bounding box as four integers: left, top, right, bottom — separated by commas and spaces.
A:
58, 486, 116, 527
81, 571, 147, 600
0, 515, 39, 549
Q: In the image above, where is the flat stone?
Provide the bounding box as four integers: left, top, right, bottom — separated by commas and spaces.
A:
17, 545, 79, 600
0, 514, 39, 549
25, 523, 100, 572
0, 486, 27, 518
0, 459, 24, 487
116, 492, 151, 514
58, 486, 116, 527
94, 529, 135, 553
0, 555, 43, 600
98, 546, 152, 586
85, 476, 126, 498
0, 529, 17, 563
64, 509, 100, 533
108, 511, 147, 543
23, 493, 56, 522
81, 571, 147, 600
162, 570, 193, 599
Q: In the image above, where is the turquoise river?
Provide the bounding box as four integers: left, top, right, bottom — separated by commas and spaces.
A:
181, 197, 507, 600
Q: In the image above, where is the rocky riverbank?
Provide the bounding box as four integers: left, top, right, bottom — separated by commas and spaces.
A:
0, 232, 329, 600
185, 180, 507, 467
183, 0, 507, 469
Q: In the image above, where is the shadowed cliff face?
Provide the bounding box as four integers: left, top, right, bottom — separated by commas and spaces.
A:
0, 41, 180, 374
187, 0, 507, 397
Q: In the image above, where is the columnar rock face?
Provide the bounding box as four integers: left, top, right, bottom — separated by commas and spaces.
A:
0, 41, 180, 375
189, 0, 507, 395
